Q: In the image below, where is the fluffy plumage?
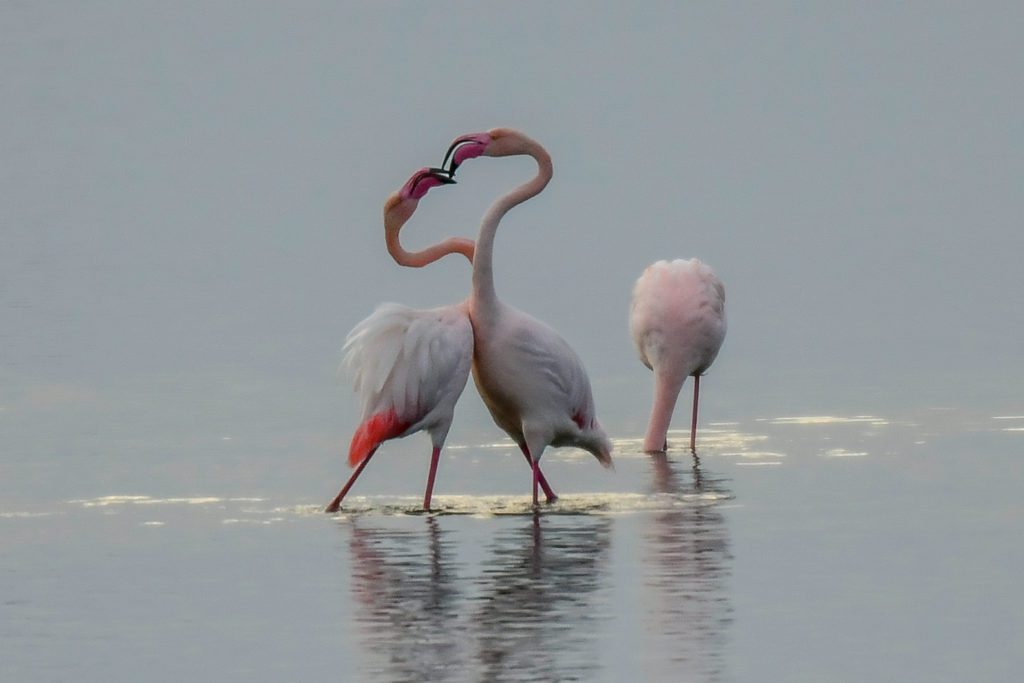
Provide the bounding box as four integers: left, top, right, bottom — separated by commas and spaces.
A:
342, 302, 473, 464
325, 167, 475, 513
630, 258, 727, 453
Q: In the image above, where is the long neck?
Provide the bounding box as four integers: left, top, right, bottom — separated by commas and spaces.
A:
472, 140, 553, 311
386, 211, 475, 267
643, 371, 686, 453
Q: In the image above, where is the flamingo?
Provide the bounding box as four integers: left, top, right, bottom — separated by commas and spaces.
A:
441, 128, 613, 506
324, 167, 468, 513
629, 259, 726, 454
326, 167, 556, 512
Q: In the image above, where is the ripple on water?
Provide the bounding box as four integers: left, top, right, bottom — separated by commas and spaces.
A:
326, 491, 732, 518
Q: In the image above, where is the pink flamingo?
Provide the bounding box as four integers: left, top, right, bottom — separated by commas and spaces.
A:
442, 128, 614, 505
325, 168, 556, 512
629, 259, 726, 454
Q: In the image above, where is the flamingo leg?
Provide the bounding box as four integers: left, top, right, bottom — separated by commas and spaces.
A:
423, 446, 441, 511
690, 374, 701, 454
532, 459, 540, 507
325, 446, 379, 513
518, 444, 557, 502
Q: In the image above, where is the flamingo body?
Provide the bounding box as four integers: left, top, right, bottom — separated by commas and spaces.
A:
630, 258, 726, 453
326, 168, 472, 512
344, 302, 473, 466
471, 302, 612, 467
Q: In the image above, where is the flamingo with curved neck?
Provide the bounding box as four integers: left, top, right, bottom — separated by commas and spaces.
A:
386, 162, 559, 503
326, 168, 471, 513
327, 166, 558, 511
384, 168, 475, 267
442, 128, 613, 505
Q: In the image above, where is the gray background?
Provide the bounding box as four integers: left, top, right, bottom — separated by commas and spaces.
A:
4, 1, 1022, 487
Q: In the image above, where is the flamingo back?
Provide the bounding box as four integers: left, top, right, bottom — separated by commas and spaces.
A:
629, 259, 726, 378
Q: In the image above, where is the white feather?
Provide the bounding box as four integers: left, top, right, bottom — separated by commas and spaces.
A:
342, 302, 474, 441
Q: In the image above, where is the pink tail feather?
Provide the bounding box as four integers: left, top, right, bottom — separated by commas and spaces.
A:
348, 409, 409, 467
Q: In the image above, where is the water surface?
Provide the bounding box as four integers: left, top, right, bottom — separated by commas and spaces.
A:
4, 410, 1021, 681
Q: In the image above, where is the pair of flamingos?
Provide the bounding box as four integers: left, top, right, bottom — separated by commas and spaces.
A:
325, 129, 726, 513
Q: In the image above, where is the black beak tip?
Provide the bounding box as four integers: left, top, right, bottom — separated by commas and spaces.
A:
427, 167, 457, 185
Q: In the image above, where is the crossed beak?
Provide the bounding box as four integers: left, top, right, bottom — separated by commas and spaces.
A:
413, 167, 456, 193
427, 167, 457, 184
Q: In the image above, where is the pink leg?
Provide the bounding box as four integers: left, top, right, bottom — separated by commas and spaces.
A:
532, 460, 540, 507
325, 446, 379, 513
518, 445, 557, 502
423, 446, 441, 511
690, 374, 700, 454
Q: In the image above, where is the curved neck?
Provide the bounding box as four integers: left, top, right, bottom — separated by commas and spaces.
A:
385, 210, 475, 268
643, 371, 685, 453
472, 139, 553, 310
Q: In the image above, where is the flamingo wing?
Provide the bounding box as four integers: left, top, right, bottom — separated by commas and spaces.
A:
342, 302, 473, 465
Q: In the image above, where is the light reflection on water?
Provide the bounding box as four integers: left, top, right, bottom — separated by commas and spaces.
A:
338, 454, 732, 683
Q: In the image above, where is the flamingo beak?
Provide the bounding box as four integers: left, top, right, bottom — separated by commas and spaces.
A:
402, 167, 457, 201
428, 167, 457, 185
441, 133, 491, 176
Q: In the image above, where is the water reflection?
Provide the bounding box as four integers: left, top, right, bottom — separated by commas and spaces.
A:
338, 451, 734, 682
473, 514, 612, 682
341, 514, 612, 682
346, 517, 467, 681
644, 453, 733, 681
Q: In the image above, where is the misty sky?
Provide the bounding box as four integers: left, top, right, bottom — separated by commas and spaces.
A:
3, 2, 1023, 458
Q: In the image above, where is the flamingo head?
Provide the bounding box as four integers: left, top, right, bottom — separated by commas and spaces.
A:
383, 167, 472, 267
383, 166, 455, 225
441, 131, 491, 175
442, 128, 533, 175
399, 166, 455, 201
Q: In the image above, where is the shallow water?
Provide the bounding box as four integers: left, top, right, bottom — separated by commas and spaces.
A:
4, 411, 1022, 682
5, 3, 1024, 680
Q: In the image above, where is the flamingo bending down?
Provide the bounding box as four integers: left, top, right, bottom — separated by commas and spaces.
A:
442, 128, 613, 505
629, 259, 726, 454
325, 168, 556, 513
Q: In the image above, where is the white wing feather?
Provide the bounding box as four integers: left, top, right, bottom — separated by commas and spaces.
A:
342, 303, 474, 434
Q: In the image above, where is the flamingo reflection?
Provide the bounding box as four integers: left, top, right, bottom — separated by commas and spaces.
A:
473, 513, 613, 682
645, 453, 733, 681
346, 517, 466, 681
342, 514, 612, 682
